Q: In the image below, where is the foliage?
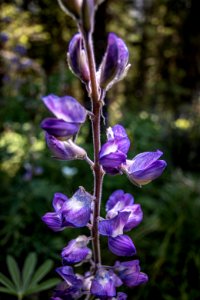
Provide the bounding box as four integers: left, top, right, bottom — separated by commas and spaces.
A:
0, 253, 59, 299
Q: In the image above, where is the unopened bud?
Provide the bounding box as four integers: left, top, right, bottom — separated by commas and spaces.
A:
46, 133, 87, 160
57, 0, 83, 19
81, 0, 95, 35
67, 33, 90, 83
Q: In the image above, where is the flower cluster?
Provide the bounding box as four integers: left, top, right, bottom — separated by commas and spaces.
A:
40, 1, 167, 299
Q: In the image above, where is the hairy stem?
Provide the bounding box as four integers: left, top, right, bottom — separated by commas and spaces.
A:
83, 30, 104, 269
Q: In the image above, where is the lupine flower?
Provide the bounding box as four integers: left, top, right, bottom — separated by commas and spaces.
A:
114, 260, 148, 287
98, 211, 130, 237
45, 133, 87, 160
41, 94, 87, 138
54, 266, 83, 298
90, 268, 122, 297
99, 33, 130, 91
122, 150, 167, 186
42, 187, 93, 231
99, 125, 130, 175
108, 234, 136, 256
67, 33, 90, 84
61, 235, 92, 264
106, 190, 143, 231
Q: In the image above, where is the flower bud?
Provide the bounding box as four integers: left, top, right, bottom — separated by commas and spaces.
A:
67, 33, 90, 84
57, 0, 83, 19
45, 133, 87, 160
81, 0, 95, 34
99, 33, 130, 91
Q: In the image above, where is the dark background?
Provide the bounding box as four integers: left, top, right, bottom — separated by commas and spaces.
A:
0, 0, 200, 299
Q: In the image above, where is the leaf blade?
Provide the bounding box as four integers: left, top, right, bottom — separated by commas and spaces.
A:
0, 272, 16, 291
25, 278, 59, 295
30, 260, 53, 286
22, 252, 37, 291
6, 255, 21, 290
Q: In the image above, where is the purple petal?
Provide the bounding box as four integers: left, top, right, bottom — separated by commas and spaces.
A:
131, 160, 167, 183
130, 150, 163, 172
52, 192, 68, 212
45, 133, 86, 160
61, 236, 91, 264
98, 212, 130, 237
56, 266, 83, 288
107, 125, 130, 154
116, 37, 129, 78
41, 118, 79, 138
116, 292, 128, 300
62, 187, 93, 227
123, 204, 143, 231
114, 260, 148, 287
90, 269, 117, 297
108, 235, 136, 256
68, 33, 90, 83
122, 271, 148, 287
99, 33, 119, 89
41, 212, 63, 232
99, 142, 126, 174
106, 190, 134, 213
42, 94, 87, 124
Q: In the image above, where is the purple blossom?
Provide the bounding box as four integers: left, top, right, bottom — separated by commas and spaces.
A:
99, 125, 130, 175
99, 33, 130, 91
90, 268, 122, 297
54, 266, 83, 298
106, 190, 143, 232
67, 33, 90, 84
42, 187, 93, 231
41, 94, 87, 138
122, 150, 167, 186
98, 211, 130, 237
108, 234, 136, 256
61, 235, 92, 264
45, 133, 86, 160
114, 260, 148, 287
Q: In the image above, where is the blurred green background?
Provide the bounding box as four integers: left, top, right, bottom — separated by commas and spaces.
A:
0, 0, 200, 299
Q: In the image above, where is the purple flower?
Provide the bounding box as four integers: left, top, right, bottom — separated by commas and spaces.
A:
67, 33, 90, 84
99, 33, 130, 91
90, 268, 122, 297
98, 211, 130, 237
108, 234, 136, 256
61, 235, 92, 264
54, 266, 83, 298
122, 150, 167, 186
45, 133, 86, 160
99, 125, 130, 175
114, 260, 148, 287
106, 190, 134, 212
62, 187, 93, 227
42, 187, 93, 231
106, 190, 143, 232
41, 94, 87, 138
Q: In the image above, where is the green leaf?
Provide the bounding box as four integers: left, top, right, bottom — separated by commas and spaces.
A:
0, 272, 16, 291
30, 260, 53, 286
6, 255, 21, 290
0, 287, 17, 296
22, 252, 37, 291
25, 278, 59, 295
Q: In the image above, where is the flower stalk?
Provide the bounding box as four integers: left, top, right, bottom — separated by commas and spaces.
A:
82, 29, 104, 268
